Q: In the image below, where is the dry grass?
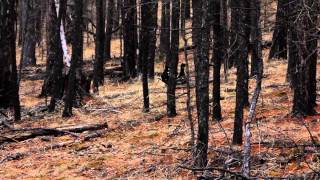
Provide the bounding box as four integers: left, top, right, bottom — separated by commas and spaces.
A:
2, 44, 320, 179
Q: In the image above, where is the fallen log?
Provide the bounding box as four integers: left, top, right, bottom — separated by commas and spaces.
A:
0, 122, 108, 145
0, 129, 109, 164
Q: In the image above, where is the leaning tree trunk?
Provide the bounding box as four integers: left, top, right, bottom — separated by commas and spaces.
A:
167, 0, 180, 117
232, 0, 251, 145
122, 0, 137, 79
105, 0, 114, 60
268, 0, 288, 60
140, 0, 152, 112
93, 0, 106, 92
63, 0, 84, 117
192, 0, 210, 168
0, 0, 21, 121
21, 0, 41, 66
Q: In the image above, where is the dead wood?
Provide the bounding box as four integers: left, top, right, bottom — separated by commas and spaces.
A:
0, 129, 109, 164
0, 122, 108, 145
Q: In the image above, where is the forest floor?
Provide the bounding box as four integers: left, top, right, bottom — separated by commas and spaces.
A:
1, 40, 320, 179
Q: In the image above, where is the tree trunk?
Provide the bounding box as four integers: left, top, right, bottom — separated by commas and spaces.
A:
21, 0, 41, 66
250, 0, 263, 76
232, 0, 251, 145
93, 0, 106, 92
0, 0, 21, 121
159, 0, 170, 61
289, 0, 316, 116
46, 0, 64, 112
192, 0, 210, 168
306, 0, 318, 107
122, 0, 137, 79
167, 0, 180, 117
211, 0, 224, 121
140, 0, 152, 112
268, 0, 288, 60
147, 1, 158, 79
105, 0, 114, 60
63, 0, 84, 117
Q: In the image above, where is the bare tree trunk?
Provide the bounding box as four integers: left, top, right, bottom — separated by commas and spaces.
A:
93, 0, 106, 92
268, 0, 288, 60
105, 0, 114, 60
192, 0, 210, 168
159, 0, 170, 61
47, 0, 64, 112
0, 0, 21, 121
167, 0, 180, 117
63, 0, 84, 117
232, 0, 251, 145
211, 0, 224, 121
21, 0, 41, 66
122, 0, 137, 79
147, 1, 158, 79
140, 0, 152, 112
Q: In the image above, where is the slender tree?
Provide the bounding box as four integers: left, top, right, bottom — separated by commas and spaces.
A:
192, 0, 210, 167
166, 0, 180, 117
47, 0, 64, 112
232, 0, 251, 145
0, 0, 21, 120
159, 0, 170, 61
140, 0, 152, 112
147, 1, 158, 79
250, 0, 263, 76
63, 0, 84, 117
93, 0, 106, 92
21, 0, 42, 66
268, 0, 288, 60
306, 0, 318, 107
289, 0, 317, 116
122, 0, 137, 79
211, 0, 224, 121
105, 0, 114, 60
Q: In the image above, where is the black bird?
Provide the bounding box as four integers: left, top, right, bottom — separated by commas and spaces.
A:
177, 63, 187, 85
161, 64, 187, 85
161, 66, 169, 84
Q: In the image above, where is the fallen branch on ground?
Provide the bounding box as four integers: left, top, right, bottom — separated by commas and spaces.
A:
0, 129, 109, 164
0, 122, 108, 145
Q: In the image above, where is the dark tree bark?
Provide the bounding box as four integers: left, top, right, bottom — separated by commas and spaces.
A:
185, 0, 191, 19
46, 0, 64, 112
140, 0, 152, 112
192, 0, 210, 168
289, 0, 317, 116
147, 1, 158, 79
232, 0, 251, 145
166, 0, 180, 117
250, 0, 263, 76
211, 0, 225, 121
122, 0, 137, 79
0, 0, 21, 121
306, 0, 318, 107
159, 0, 170, 61
21, 0, 41, 66
63, 0, 84, 117
105, 0, 114, 60
268, 0, 288, 60
93, 0, 106, 92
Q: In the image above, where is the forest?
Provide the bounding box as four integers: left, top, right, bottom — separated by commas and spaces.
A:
0, 0, 319, 179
